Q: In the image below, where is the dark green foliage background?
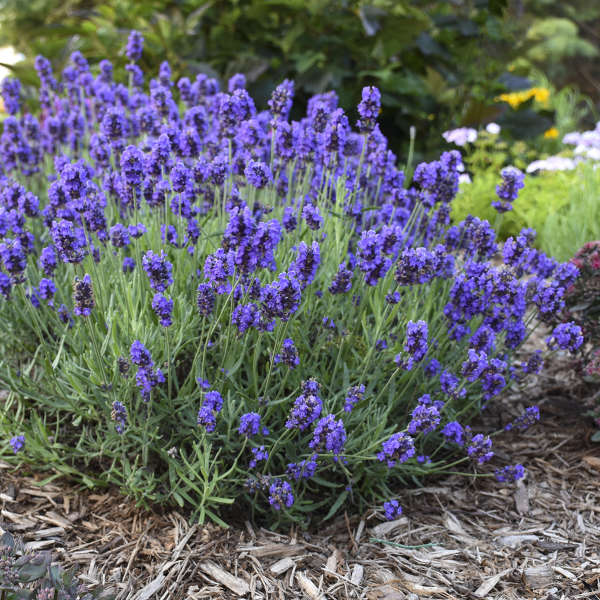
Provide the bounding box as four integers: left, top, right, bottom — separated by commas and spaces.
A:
0, 0, 515, 157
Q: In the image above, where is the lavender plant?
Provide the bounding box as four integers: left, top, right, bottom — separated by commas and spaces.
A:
0, 36, 583, 525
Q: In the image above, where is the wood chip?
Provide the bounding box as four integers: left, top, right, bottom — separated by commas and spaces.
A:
1, 509, 36, 527
443, 512, 473, 541
295, 571, 324, 600
20, 488, 58, 505
553, 565, 577, 580
399, 580, 447, 596
325, 548, 340, 576
522, 565, 554, 589
24, 540, 56, 550
497, 534, 539, 548
371, 518, 408, 537
355, 519, 365, 544
583, 456, 600, 471
132, 573, 166, 600
350, 564, 364, 586
38, 511, 72, 528
200, 561, 250, 596
239, 543, 305, 558
270, 557, 295, 576
474, 568, 511, 598
515, 482, 529, 514
25, 526, 65, 539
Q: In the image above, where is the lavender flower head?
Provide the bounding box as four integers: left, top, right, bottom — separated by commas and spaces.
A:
238, 412, 268, 437
309, 414, 346, 458
130, 340, 154, 368
495, 464, 525, 483
290, 241, 320, 288
126, 30, 144, 62
268, 479, 294, 510
249, 446, 268, 469
377, 432, 416, 467
204, 248, 235, 294
395, 320, 428, 370
286, 388, 322, 431
9, 434, 25, 454
244, 159, 272, 189
40, 246, 57, 276
408, 401, 441, 435
197, 390, 224, 432
274, 338, 300, 368
51, 220, 86, 264
73, 274, 95, 316
302, 203, 322, 230
268, 79, 294, 122
357, 86, 381, 133
123, 257, 135, 273
383, 499, 402, 521
111, 401, 127, 434
344, 384, 365, 412
329, 262, 353, 294
467, 433, 493, 464
287, 455, 318, 480
197, 283, 216, 316
493, 166, 524, 213
151, 293, 173, 327
142, 250, 173, 292
546, 322, 584, 353
505, 406, 540, 431
442, 421, 465, 446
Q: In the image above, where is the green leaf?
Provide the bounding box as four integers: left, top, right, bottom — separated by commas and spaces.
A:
16, 553, 51, 582
323, 490, 348, 521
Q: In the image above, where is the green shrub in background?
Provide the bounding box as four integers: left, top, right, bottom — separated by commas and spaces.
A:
453, 160, 600, 261
2, 1, 599, 158
0, 0, 516, 157
541, 163, 600, 261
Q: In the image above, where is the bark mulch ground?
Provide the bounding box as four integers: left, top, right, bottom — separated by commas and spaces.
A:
1, 354, 599, 600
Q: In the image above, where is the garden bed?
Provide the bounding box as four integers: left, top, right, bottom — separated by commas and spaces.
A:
2, 361, 599, 600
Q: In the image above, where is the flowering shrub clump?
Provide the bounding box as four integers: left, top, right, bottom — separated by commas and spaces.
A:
0, 37, 581, 525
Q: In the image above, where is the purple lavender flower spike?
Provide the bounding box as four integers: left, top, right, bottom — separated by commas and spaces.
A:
9, 434, 25, 454
357, 86, 381, 133
383, 499, 402, 521
73, 274, 95, 316
126, 30, 144, 62
142, 250, 173, 292
493, 166, 524, 213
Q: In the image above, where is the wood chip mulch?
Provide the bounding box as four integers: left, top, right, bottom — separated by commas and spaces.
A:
2, 352, 599, 599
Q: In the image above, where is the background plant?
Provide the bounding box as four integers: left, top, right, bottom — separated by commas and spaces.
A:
0, 531, 114, 599
0, 0, 530, 158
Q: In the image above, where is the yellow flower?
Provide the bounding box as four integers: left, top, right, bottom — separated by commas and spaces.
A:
544, 127, 558, 139
0, 97, 4, 113
532, 87, 550, 103
495, 87, 550, 109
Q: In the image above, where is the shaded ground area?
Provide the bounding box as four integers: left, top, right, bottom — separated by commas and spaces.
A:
1, 352, 599, 599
